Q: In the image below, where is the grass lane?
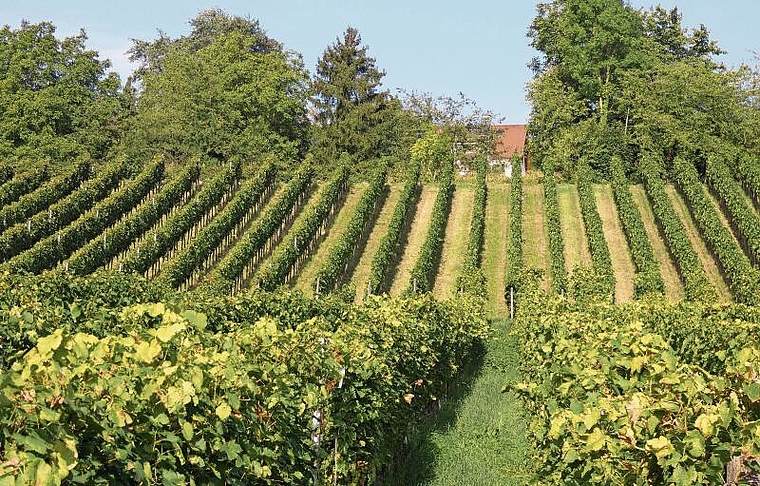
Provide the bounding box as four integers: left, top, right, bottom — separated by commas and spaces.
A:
482, 181, 510, 318
522, 182, 549, 288
557, 183, 591, 274
594, 184, 636, 303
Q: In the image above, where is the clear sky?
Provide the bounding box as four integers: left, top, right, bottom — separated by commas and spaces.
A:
1, 1, 758, 124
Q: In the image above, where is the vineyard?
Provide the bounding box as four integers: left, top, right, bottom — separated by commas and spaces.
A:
1, 152, 760, 483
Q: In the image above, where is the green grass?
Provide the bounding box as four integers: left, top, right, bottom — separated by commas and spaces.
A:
386, 320, 533, 485
482, 181, 510, 318
434, 185, 475, 298
557, 183, 591, 272
594, 184, 635, 303
522, 182, 549, 288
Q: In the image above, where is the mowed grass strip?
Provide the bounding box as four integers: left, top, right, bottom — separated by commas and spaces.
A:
387, 320, 533, 486
630, 185, 684, 301
389, 186, 439, 295
557, 183, 592, 272
293, 183, 367, 295
522, 181, 549, 288
482, 181, 510, 318
350, 183, 401, 302
434, 185, 475, 298
594, 184, 636, 303
665, 185, 732, 301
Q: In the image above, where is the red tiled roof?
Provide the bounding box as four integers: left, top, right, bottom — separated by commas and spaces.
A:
494, 124, 527, 158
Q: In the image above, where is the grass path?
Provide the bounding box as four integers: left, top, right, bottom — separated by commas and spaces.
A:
704, 186, 746, 255
594, 184, 635, 303
482, 182, 510, 318
665, 185, 732, 302
630, 185, 684, 302
557, 184, 591, 273
389, 186, 439, 295
350, 184, 401, 302
434, 185, 475, 298
387, 321, 533, 485
292, 183, 367, 295
522, 182, 549, 288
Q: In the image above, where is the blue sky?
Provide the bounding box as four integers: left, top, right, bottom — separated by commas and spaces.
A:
1, 1, 758, 123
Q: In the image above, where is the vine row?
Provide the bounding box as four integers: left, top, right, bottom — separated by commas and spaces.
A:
366, 160, 421, 296
610, 157, 665, 298
542, 158, 567, 295
458, 158, 488, 296
119, 163, 240, 277
0, 162, 128, 262
504, 165, 523, 299
157, 164, 276, 290
3, 159, 165, 274
64, 162, 202, 275
0, 165, 49, 209
314, 162, 388, 295
0, 161, 90, 232
255, 165, 349, 290
734, 152, 760, 212
639, 154, 715, 301
202, 167, 314, 295
408, 161, 454, 294
671, 156, 760, 305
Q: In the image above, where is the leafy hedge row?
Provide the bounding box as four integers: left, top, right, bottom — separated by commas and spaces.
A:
256, 165, 349, 290
0, 162, 128, 262
314, 162, 388, 294
610, 157, 664, 298
367, 160, 421, 296
3, 159, 165, 274
64, 163, 202, 275
0, 165, 12, 185
119, 163, 240, 276
734, 153, 760, 211
202, 167, 314, 296
639, 155, 715, 301
575, 160, 614, 301
0, 274, 487, 485
705, 155, 760, 267
542, 159, 567, 295
504, 166, 523, 294
671, 156, 760, 304
0, 161, 90, 231
514, 284, 760, 485
457, 158, 488, 297
0, 165, 49, 209
158, 164, 276, 289
407, 161, 454, 294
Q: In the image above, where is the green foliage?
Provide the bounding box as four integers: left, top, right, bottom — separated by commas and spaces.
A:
0, 165, 49, 210
65, 162, 201, 275
671, 156, 760, 305
126, 10, 308, 168
609, 157, 664, 297
639, 154, 715, 301
542, 158, 567, 294
705, 154, 760, 266
202, 166, 314, 296
408, 160, 454, 294
410, 126, 455, 182
0, 272, 487, 485
367, 161, 421, 295
119, 163, 240, 275
4, 159, 164, 274
0, 162, 128, 262
458, 158, 488, 297
256, 166, 349, 290
513, 287, 760, 485
504, 168, 523, 293
733, 152, 760, 211
0, 161, 89, 231
158, 164, 276, 289
315, 162, 388, 294
0, 21, 122, 165
310, 27, 404, 173
576, 160, 614, 301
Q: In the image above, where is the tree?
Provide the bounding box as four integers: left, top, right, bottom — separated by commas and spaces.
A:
0, 21, 122, 167
310, 27, 403, 174
124, 10, 309, 170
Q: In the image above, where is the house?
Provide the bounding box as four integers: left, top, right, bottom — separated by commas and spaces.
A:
491, 124, 529, 177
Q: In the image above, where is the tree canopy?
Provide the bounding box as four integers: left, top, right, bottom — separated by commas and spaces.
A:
0, 21, 122, 168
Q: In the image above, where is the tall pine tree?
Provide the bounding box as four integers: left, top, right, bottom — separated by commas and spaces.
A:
310, 27, 403, 174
